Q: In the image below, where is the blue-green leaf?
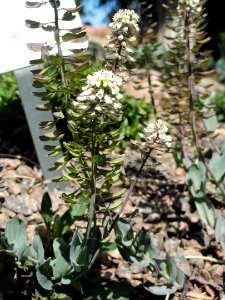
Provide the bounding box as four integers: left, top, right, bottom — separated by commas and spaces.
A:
5, 218, 27, 260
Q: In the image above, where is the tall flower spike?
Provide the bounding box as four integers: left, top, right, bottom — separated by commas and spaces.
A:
136, 120, 172, 152
74, 70, 123, 120
105, 9, 140, 70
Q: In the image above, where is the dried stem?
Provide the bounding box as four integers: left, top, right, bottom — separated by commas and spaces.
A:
184, 10, 225, 199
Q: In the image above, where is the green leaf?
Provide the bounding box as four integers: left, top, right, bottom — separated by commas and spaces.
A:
54, 202, 87, 236
144, 283, 180, 296
215, 212, 225, 252
195, 196, 215, 226
5, 218, 27, 259
41, 192, 52, 232
52, 293, 72, 300
62, 31, 86, 42
115, 219, 134, 247
25, 19, 42, 29
209, 152, 225, 182
186, 163, 206, 196
83, 282, 134, 300
51, 238, 70, 279
63, 5, 82, 13
31, 234, 45, 264
70, 229, 86, 272
36, 259, 53, 291
26, 1, 43, 8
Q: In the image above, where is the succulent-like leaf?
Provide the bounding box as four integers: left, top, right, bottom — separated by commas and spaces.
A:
5, 218, 27, 260
36, 259, 53, 291
31, 234, 45, 264
41, 192, 52, 232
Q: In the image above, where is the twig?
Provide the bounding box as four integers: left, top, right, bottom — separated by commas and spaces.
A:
165, 294, 170, 300
185, 255, 225, 264
3, 175, 37, 181
0, 153, 39, 168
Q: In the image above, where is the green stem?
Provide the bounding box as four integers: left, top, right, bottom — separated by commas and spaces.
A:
87, 149, 152, 270
113, 45, 122, 73
147, 69, 157, 118
108, 149, 151, 233
86, 126, 98, 242
53, 0, 69, 107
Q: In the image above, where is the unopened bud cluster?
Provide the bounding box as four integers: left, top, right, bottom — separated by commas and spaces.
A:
136, 120, 172, 152
74, 70, 123, 120
105, 9, 139, 68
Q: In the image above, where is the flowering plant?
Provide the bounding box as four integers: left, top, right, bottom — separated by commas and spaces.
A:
4, 1, 223, 298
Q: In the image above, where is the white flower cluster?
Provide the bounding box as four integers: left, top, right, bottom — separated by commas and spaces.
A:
138, 120, 172, 152
74, 70, 123, 119
186, 0, 200, 7
105, 10, 139, 68
109, 9, 139, 32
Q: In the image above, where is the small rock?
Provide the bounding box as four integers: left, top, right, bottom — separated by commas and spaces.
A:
17, 213, 28, 225
129, 279, 142, 287
16, 164, 34, 177
181, 248, 204, 269
27, 213, 43, 225
7, 181, 21, 196
175, 167, 185, 177
0, 158, 21, 169
145, 212, 161, 223
182, 239, 202, 250
164, 238, 180, 256
24, 195, 38, 213
130, 264, 143, 274
100, 268, 116, 280
116, 264, 131, 280
138, 204, 153, 218
33, 166, 43, 181
5, 196, 32, 216
205, 224, 215, 237
108, 248, 122, 260
142, 223, 151, 231
0, 213, 9, 228
0, 207, 16, 218
200, 269, 211, 282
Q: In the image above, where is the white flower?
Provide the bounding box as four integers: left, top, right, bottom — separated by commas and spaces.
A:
104, 95, 112, 104
74, 70, 123, 120
127, 48, 133, 53
138, 120, 172, 151
109, 9, 139, 32
128, 36, 137, 42
118, 34, 124, 40
128, 56, 135, 62
114, 102, 122, 109
96, 89, 104, 99
186, 0, 200, 7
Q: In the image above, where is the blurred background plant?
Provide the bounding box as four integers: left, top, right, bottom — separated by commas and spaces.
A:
0, 72, 34, 157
